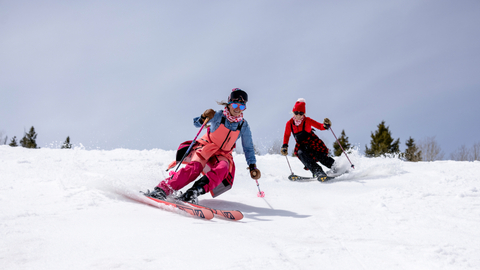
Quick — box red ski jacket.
[283,117,327,145]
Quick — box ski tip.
[288,174,298,181]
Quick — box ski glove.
[201,109,215,124]
[323,118,331,130]
[280,144,288,156]
[249,164,261,180]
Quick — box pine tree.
[20,126,39,149]
[333,129,351,156]
[365,120,400,157]
[61,136,72,149]
[9,136,18,147]
[404,136,422,161]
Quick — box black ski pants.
[297,148,335,176]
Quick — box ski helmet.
[228,88,248,103]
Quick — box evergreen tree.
[404,136,422,161]
[365,120,400,157]
[20,126,38,149]
[9,136,18,147]
[61,136,72,149]
[333,129,351,156]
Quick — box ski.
[181,201,244,221]
[143,194,214,220]
[288,173,335,182]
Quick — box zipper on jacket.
[219,129,232,150]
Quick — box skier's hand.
[280,144,288,156]
[201,109,215,123]
[249,164,261,180]
[323,118,331,130]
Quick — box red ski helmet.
[228,88,248,103]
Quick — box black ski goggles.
[294,111,304,116]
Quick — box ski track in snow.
[1,145,480,270]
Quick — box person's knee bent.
[204,160,229,191]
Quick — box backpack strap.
[237,120,244,131]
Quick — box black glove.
[323,118,331,130]
[200,109,215,124]
[280,144,288,156]
[249,164,261,180]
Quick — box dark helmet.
[228,88,248,103]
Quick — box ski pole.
[171,118,210,177]
[255,179,265,198]
[329,127,355,169]
[285,156,295,175]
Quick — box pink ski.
[144,196,214,220]
[182,201,244,221]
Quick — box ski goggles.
[229,102,246,111]
[294,111,304,116]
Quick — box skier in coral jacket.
[281,98,336,181]
[147,88,261,203]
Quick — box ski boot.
[177,176,209,204]
[178,185,205,204]
[313,167,333,182]
[144,187,167,200]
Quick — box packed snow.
[1,145,479,270]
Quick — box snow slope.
[1,145,479,270]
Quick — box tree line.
[337,120,479,162]
[2,123,479,161]
[0,126,72,149]
[267,120,479,162]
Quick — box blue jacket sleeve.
[193,116,203,127]
[193,111,222,128]
[240,120,257,165]
[193,110,222,128]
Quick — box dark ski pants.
[297,149,335,176]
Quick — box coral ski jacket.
[193,110,256,166]
[283,117,327,146]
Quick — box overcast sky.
[1,0,479,157]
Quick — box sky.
[1,0,479,156]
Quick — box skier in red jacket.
[281,98,335,181]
